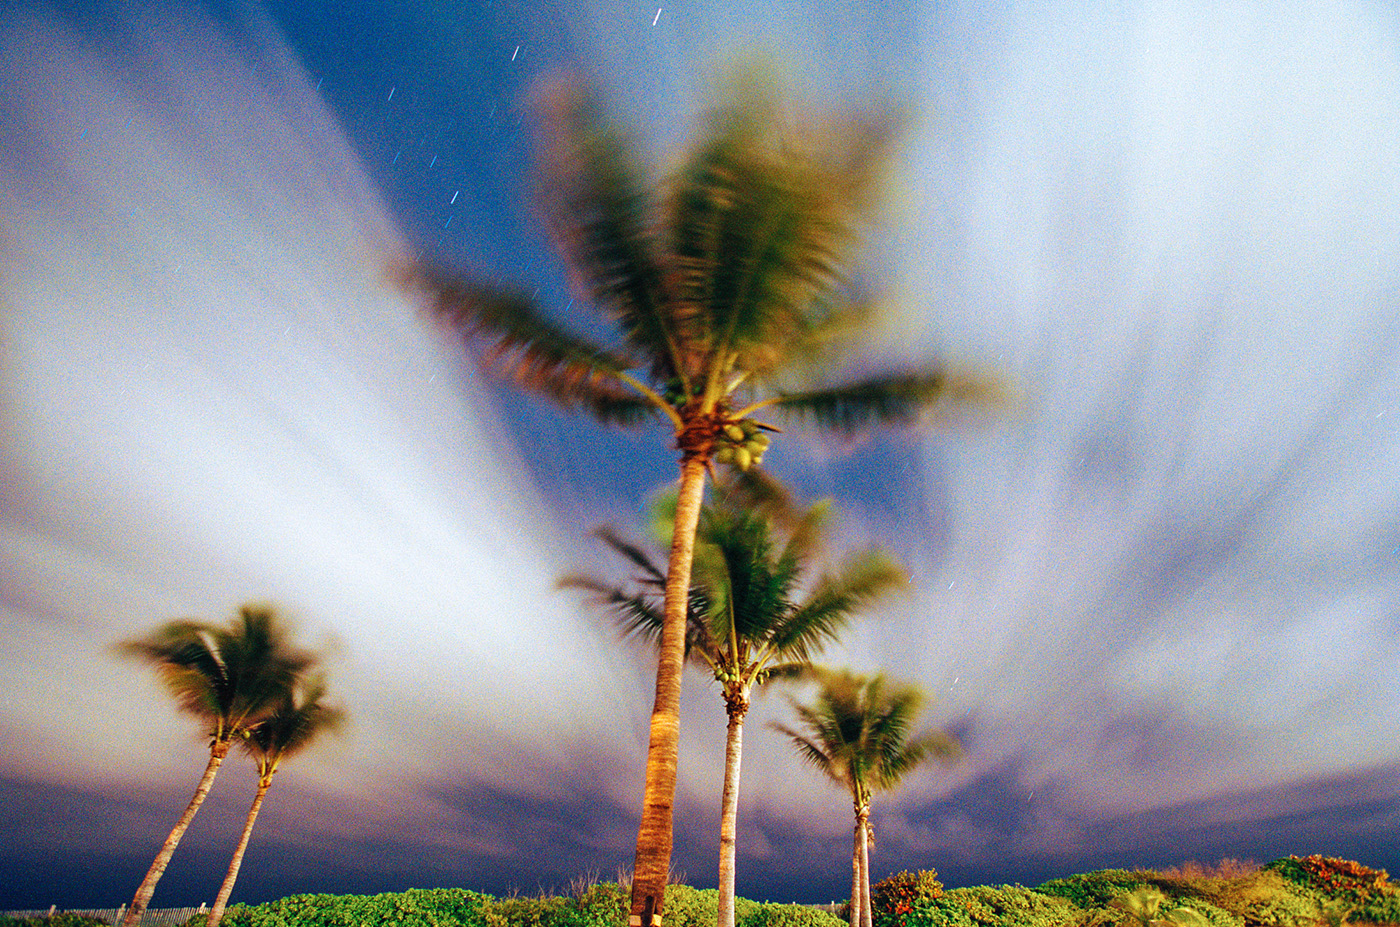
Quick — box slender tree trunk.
[716,690,749,927]
[122,740,231,927]
[858,810,873,927]
[848,819,863,927]
[207,773,273,927]
[629,453,708,927]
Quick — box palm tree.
[398,69,996,925]
[116,604,314,927]
[565,484,909,927]
[207,677,345,927]
[772,668,959,927]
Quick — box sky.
[2,0,1400,912]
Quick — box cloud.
[0,1,643,805]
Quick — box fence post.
[48,906,56,917]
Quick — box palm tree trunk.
[122,740,230,927]
[858,811,873,927]
[207,773,273,927]
[716,693,749,927]
[629,453,707,927]
[848,819,863,927]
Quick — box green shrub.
[1106,887,1240,927]
[869,885,1080,927]
[1353,889,1400,926]
[570,882,629,927]
[944,885,1080,927]
[485,894,572,927]
[645,886,760,927]
[1265,856,1392,903]
[193,888,499,927]
[0,917,110,927]
[1038,872,1151,909]
[1167,898,1241,927]
[872,870,945,927]
[745,903,845,927]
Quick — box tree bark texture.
[716,693,749,927]
[848,818,863,927]
[207,774,273,927]
[629,454,708,927]
[858,810,873,927]
[122,740,230,927]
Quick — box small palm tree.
[565,483,908,927]
[772,668,959,927]
[399,66,997,927]
[207,677,345,927]
[116,604,314,927]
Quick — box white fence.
[1,905,207,925]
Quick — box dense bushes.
[1264,855,1400,925]
[186,888,528,927]
[136,856,1400,927]
[854,856,1399,927]
[1036,871,1151,909]
[182,884,841,927]
[872,870,946,927]
[904,885,1081,927]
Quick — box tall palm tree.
[398,69,995,925]
[207,677,345,927]
[116,604,314,927]
[772,668,959,927]
[565,485,909,927]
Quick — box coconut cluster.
[712,419,772,471]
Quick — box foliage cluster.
[1265,856,1391,902]
[39,856,1392,927]
[182,884,843,927]
[1264,855,1400,925]
[871,870,946,927]
[1036,871,1151,909]
[1155,861,1260,881]
[891,885,1081,927]
[848,857,1400,927]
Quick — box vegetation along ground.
[7,855,1398,927]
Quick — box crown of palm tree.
[565,482,907,681]
[774,668,959,800]
[399,69,991,442]
[119,605,315,743]
[241,677,345,782]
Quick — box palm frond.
[118,605,316,742]
[558,574,666,642]
[756,661,811,685]
[772,366,1009,433]
[397,262,658,425]
[787,105,903,212]
[531,78,692,384]
[563,528,717,663]
[773,499,831,570]
[768,723,845,786]
[772,551,908,662]
[242,677,345,776]
[661,64,889,387]
[712,468,798,530]
[675,149,852,380]
[770,370,953,432]
[592,527,668,585]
